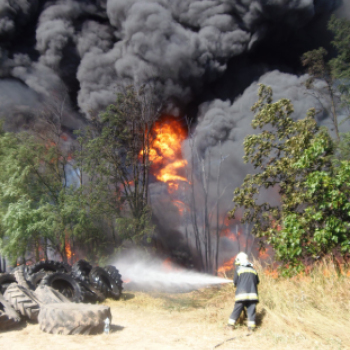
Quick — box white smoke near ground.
[110,249,230,292]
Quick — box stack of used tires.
[0,260,123,334]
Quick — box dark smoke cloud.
[335,0,350,18]
[98,0,339,115]
[0,0,38,38]
[0,0,347,264]
[149,70,349,263]
[0,0,341,124]
[151,70,340,262]
[179,69,350,223]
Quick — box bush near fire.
[230,16,350,274]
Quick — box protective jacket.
[233,264,259,302]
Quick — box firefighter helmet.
[235,252,249,266]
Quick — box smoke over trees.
[0,0,342,124]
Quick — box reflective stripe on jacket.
[233,265,259,302]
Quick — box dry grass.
[105,260,350,349]
[256,260,350,348]
[2,261,349,350]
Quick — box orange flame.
[225,232,237,241]
[60,134,68,141]
[146,117,188,191]
[217,257,235,275]
[162,258,180,272]
[259,250,269,259]
[172,200,189,216]
[264,269,279,278]
[65,237,72,261]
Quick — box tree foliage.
[302,16,350,148]
[229,85,350,272]
[328,15,350,96]
[76,86,159,244]
[0,128,103,263]
[0,85,163,264]
[301,47,340,141]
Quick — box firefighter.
[227,252,259,332]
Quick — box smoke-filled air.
[0,0,350,275]
[2,1,350,347]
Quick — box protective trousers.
[229,300,257,328]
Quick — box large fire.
[147,116,188,192]
[162,257,181,272]
[217,257,235,276]
[65,237,72,261]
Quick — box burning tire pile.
[0,260,122,334]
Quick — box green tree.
[78,86,159,245]
[0,85,163,264]
[302,16,350,152]
[281,142,350,271]
[0,128,104,264]
[328,15,350,107]
[228,85,350,272]
[301,47,340,141]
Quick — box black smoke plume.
[0,0,348,266]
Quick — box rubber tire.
[0,310,24,330]
[79,281,106,303]
[40,273,86,303]
[104,265,123,299]
[89,267,120,300]
[27,271,48,289]
[0,293,22,330]
[34,285,71,304]
[71,260,92,284]
[0,273,17,294]
[27,260,71,275]
[3,283,40,321]
[38,303,112,335]
[13,265,31,290]
[0,293,21,321]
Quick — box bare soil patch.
[0,287,346,350]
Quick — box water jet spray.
[111,251,231,293]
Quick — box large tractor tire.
[39,273,87,303]
[0,273,17,294]
[34,285,70,304]
[89,267,120,300]
[0,293,21,330]
[27,260,71,276]
[0,310,22,330]
[27,271,48,290]
[3,283,40,321]
[104,265,123,299]
[13,265,31,290]
[79,281,106,303]
[38,303,112,335]
[71,260,92,284]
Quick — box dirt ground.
[1,290,343,350]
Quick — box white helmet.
[235,252,250,266]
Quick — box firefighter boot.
[226,318,236,330]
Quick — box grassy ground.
[1,261,349,350]
[105,260,350,349]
